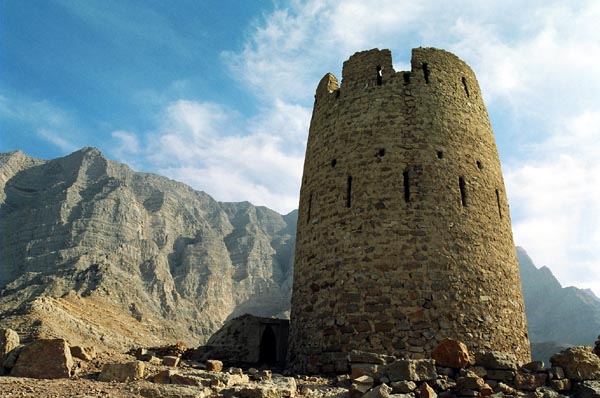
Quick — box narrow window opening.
[403,169,410,203]
[346,176,353,208]
[495,189,502,218]
[377,148,385,157]
[476,160,483,170]
[459,177,468,207]
[422,63,430,84]
[462,77,470,97]
[376,65,383,86]
[403,72,411,84]
[437,151,444,159]
[331,159,337,168]
[306,193,312,224]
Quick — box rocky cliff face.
[0,148,296,350]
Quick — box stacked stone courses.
[288,48,531,374]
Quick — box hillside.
[0,148,296,350]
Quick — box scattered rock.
[352,363,381,380]
[456,375,485,390]
[431,339,470,369]
[11,339,73,379]
[350,350,393,365]
[550,379,572,392]
[364,383,393,398]
[98,361,145,382]
[418,382,437,398]
[206,359,223,372]
[391,381,417,393]
[70,346,95,361]
[385,359,436,382]
[549,367,566,380]
[0,329,19,358]
[486,369,516,381]
[153,369,178,384]
[521,361,545,373]
[140,385,212,398]
[550,346,600,381]
[352,375,375,397]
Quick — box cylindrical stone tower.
[288,48,531,374]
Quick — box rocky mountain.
[0,148,296,350]
[517,246,600,362]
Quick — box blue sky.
[2,1,600,295]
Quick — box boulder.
[551,347,600,381]
[153,369,178,384]
[11,339,73,379]
[521,361,545,373]
[385,359,437,382]
[70,346,95,361]
[391,381,417,393]
[418,383,437,398]
[352,375,375,398]
[0,329,19,357]
[206,359,223,372]
[162,356,180,367]
[456,375,485,390]
[485,369,516,381]
[98,361,145,382]
[352,363,381,380]
[475,351,517,370]
[431,339,470,369]
[364,383,393,398]
[550,379,572,392]
[221,376,297,398]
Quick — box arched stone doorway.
[259,326,277,365]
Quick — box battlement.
[316,47,480,102]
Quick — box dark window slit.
[376,65,383,86]
[422,63,430,84]
[331,159,337,168]
[495,189,502,218]
[306,193,313,224]
[403,72,411,84]
[403,169,410,203]
[459,177,468,207]
[437,151,443,159]
[462,77,470,97]
[346,175,352,208]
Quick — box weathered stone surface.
[0,329,19,357]
[549,367,566,380]
[98,361,145,382]
[485,369,515,381]
[550,379,572,392]
[170,373,207,387]
[352,375,375,398]
[391,381,417,393]
[385,359,436,382]
[2,345,22,371]
[364,383,393,398]
[431,339,470,369]
[163,356,180,367]
[11,339,73,379]
[475,352,518,370]
[551,346,600,381]
[574,381,600,398]
[206,359,223,372]
[153,369,178,384]
[140,385,212,398]
[221,376,297,398]
[521,361,545,373]
[514,372,548,391]
[350,351,392,365]
[456,375,485,390]
[352,364,380,380]
[70,345,95,361]
[418,383,437,398]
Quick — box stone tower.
[288,48,531,374]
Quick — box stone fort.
[288,48,531,373]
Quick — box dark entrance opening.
[259,326,277,365]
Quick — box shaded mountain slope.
[0,148,295,350]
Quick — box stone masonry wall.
[288,48,531,374]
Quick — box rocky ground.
[4,332,600,398]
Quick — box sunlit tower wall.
[288,48,531,374]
